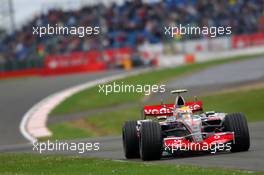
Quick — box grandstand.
[0,0,263,74]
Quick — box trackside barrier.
[0,48,132,79]
[232,33,264,49]
[0,68,42,79]
[158,45,264,67]
[0,64,106,79]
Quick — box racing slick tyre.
[224,113,250,152]
[122,121,140,158]
[140,121,162,160]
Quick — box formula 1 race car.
[122,89,250,160]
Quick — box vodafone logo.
[144,107,173,115]
[144,102,202,115]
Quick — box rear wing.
[143,101,203,117]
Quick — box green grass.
[201,88,264,122]
[50,54,264,116]
[49,107,139,140]
[49,87,264,140]
[85,107,140,135]
[48,123,96,140]
[0,153,262,175]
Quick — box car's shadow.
[162,151,230,160]
[127,151,231,162]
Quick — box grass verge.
[0,154,262,175]
[50,54,264,116]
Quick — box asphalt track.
[167,57,264,88]
[0,57,264,171]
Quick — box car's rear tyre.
[140,121,162,160]
[224,113,250,152]
[122,121,140,158]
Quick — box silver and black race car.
[122,89,250,160]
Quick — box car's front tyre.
[140,121,163,160]
[224,113,250,152]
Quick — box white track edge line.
[19,69,150,143]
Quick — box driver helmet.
[174,106,193,120]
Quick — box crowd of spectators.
[0,0,263,65]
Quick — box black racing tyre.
[140,121,163,160]
[122,121,140,158]
[224,113,250,152]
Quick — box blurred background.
[0,0,263,77]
